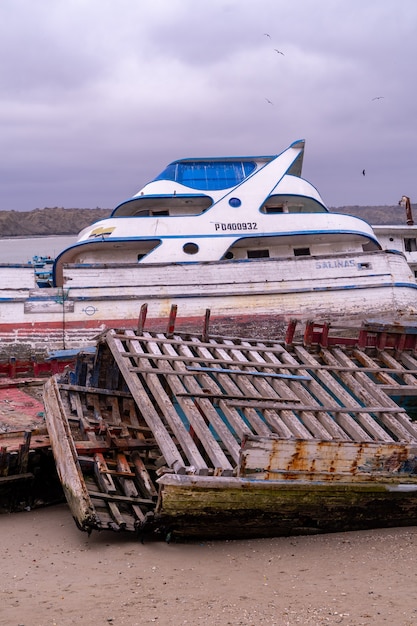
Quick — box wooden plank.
[242,340,346,441]
[225,400,406,413]
[240,342,346,441]
[115,332,417,373]
[400,352,417,375]
[17,431,31,473]
[352,349,400,386]
[122,398,142,429]
[94,453,117,494]
[233,344,327,440]
[122,331,211,474]
[0,446,10,476]
[116,452,147,523]
[68,390,98,442]
[43,377,97,530]
[293,345,388,442]
[162,335,242,465]
[187,337,267,439]
[379,385,417,396]
[93,452,130,529]
[390,352,417,386]
[59,383,133,398]
[143,332,236,472]
[239,436,417,479]
[131,450,158,498]
[330,347,417,442]
[88,490,154,505]
[74,439,157,453]
[116,453,139,498]
[118,341,417,374]
[184,336,274,438]
[174,391,299,402]
[216,339,314,440]
[105,330,186,474]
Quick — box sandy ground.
[0,504,416,626]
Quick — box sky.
[1,0,416,213]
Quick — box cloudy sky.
[1,0,416,213]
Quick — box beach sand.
[1,503,416,626]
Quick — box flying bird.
[274,49,285,55]
[265,98,274,105]
[362,169,366,176]
[264,33,271,38]
[372,96,384,101]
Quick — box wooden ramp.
[43,316,417,539]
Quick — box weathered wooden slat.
[293,345,388,442]
[116,452,140,498]
[106,330,186,474]
[88,490,154,505]
[175,391,299,402]
[59,382,133,398]
[68,390,98,442]
[195,341,277,437]
[400,352,417,376]
[379,354,417,388]
[241,340,343,441]
[165,335,242,465]
[123,330,211,474]
[240,340,334,440]
[225,400,406,413]
[115,452,147,523]
[379,385,417,396]
[118,342,417,374]
[217,339,314,441]
[330,347,417,442]
[239,436,417,479]
[74,438,156,453]
[131,450,158,499]
[122,398,142,430]
[144,332,236,472]
[94,453,117,494]
[352,349,400,386]
[43,377,98,531]
[187,337,265,439]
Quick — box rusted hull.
[155,474,417,539]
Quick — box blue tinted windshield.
[153,161,256,190]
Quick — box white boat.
[1,139,417,360]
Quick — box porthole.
[229,197,241,208]
[183,242,199,255]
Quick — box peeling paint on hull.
[1,249,417,360]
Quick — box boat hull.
[155,474,417,539]
[1,249,416,359]
[42,324,417,540]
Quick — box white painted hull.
[1,249,417,359]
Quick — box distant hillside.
[331,204,417,225]
[0,207,110,237]
[0,203,416,237]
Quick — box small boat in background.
[0,379,63,512]
[28,255,54,288]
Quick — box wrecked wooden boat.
[0,380,63,512]
[43,315,417,540]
